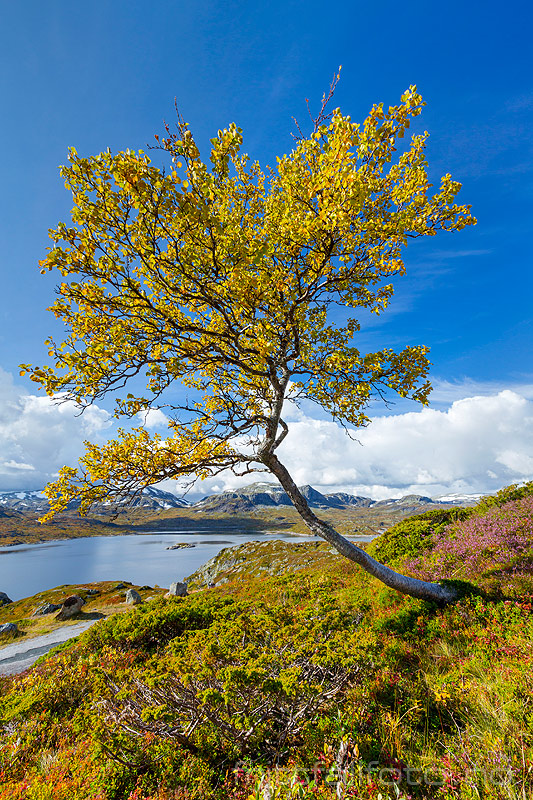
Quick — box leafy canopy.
[22,85,475,518]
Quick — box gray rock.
[168,581,188,597]
[125,589,143,605]
[0,623,18,636]
[55,595,84,620]
[33,602,61,616]
[84,588,100,596]
[0,592,12,606]
[113,583,126,590]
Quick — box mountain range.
[0,487,188,514]
[192,482,481,514]
[0,482,482,515]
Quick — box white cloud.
[1,460,35,471]
[0,368,112,491]
[191,388,533,500]
[2,365,533,502]
[136,408,170,429]
[273,389,533,498]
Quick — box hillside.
[0,482,532,799]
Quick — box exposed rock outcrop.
[166,543,195,550]
[33,602,61,616]
[0,622,18,636]
[186,539,332,588]
[166,581,188,597]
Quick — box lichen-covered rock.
[0,622,18,636]
[125,589,143,605]
[0,592,12,606]
[55,595,84,620]
[33,602,61,616]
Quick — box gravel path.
[0,620,98,675]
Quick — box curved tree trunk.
[261,452,457,604]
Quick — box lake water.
[0,530,374,601]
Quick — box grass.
[0,581,168,644]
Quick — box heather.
[403,495,533,596]
[1,485,533,799]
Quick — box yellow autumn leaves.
[25,86,475,516]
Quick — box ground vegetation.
[1,484,532,799]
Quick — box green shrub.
[368,507,471,566]
[473,480,533,514]
[83,594,238,653]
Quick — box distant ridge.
[0,487,188,514]
[192,482,482,513]
[0,483,483,516]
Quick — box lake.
[0,530,375,601]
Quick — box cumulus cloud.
[193,389,533,500]
[272,389,533,498]
[0,368,112,491]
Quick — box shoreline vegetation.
[1,483,532,799]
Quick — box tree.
[22,81,475,603]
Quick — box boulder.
[125,589,143,605]
[166,581,188,597]
[0,622,18,636]
[55,595,84,620]
[0,592,12,606]
[113,583,126,590]
[33,602,61,616]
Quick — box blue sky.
[0,0,532,498]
